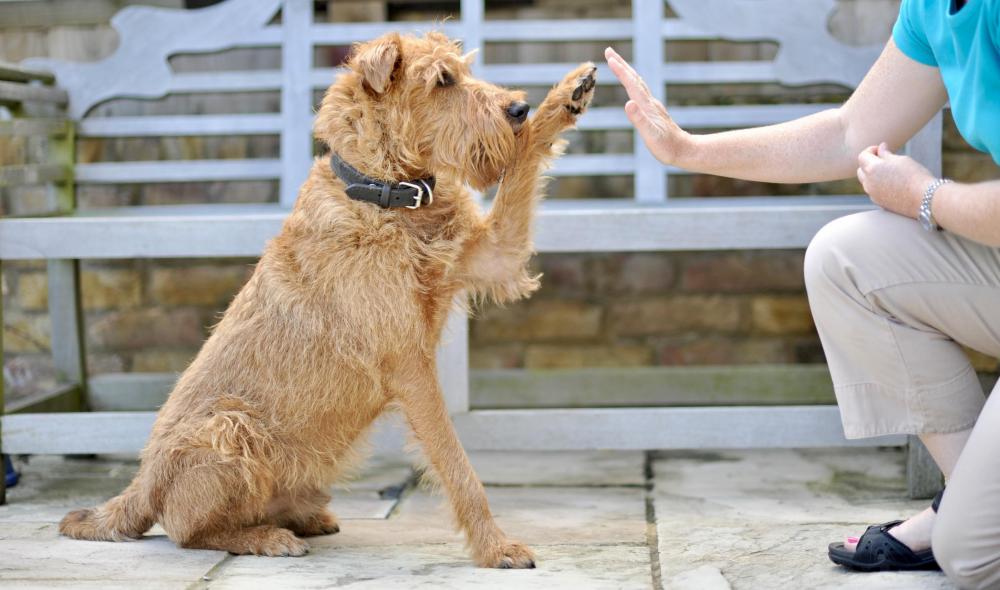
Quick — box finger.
[877,142,893,157]
[605,47,641,81]
[605,52,655,107]
[857,150,879,169]
[856,167,867,185]
[607,57,649,101]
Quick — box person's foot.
[843,506,936,553]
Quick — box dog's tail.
[59,477,155,542]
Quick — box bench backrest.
[21,0,921,213]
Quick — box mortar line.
[644,451,665,590]
[186,553,234,590]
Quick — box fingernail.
[847,536,859,543]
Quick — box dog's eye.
[437,71,455,88]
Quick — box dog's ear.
[352,34,401,95]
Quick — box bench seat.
[0,197,873,260]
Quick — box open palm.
[605,47,689,166]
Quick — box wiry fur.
[59,31,595,567]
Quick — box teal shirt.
[893,0,1000,164]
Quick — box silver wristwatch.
[918,178,950,232]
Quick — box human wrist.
[672,131,701,170]
[918,176,951,231]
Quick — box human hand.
[605,47,691,166]
[857,143,935,218]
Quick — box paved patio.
[0,448,954,589]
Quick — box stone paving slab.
[337,486,647,547]
[653,448,928,525]
[206,543,652,589]
[469,451,646,487]
[0,534,224,589]
[0,450,651,589]
[653,448,953,590]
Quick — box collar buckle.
[400,179,433,209]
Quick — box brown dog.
[58,31,595,568]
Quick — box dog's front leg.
[460,63,596,304]
[397,363,534,569]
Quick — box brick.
[609,296,743,336]
[655,336,792,366]
[732,338,795,364]
[81,268,142,310]
[77,185,135,208]
[680,251,804,293]
[594,253,675,295]
[943,152,1000,183]
[469,345,524,369]
[150,264,250,307]
[524,344,652,369]
[87,308,206,352]
[16,272,48,311]
[751,295,815,335]
[533,254,588,297]
[656,336,736,366]
[3,313,51,353]
[132,350,196,373]
[473,300,603,343]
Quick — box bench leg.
[907,435,944,500]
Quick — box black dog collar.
[330,153,435,209]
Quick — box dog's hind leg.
[395,362,535,569]
[159,448,308,557]
[269,488,340,537]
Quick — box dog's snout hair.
[59,30,596,569]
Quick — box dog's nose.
[506,101,530,123]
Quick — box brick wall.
[2,0,999,401]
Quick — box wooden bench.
[0,0,945,504]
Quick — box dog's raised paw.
[564,63,597,116]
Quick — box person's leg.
[872,428,973,552]
[804,209,1000,554]
[932,378,1000,589]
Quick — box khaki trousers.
[804,210,1000,589]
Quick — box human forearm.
[677,109,855,183]
[607,40,947,186]
[933,180,1000,247]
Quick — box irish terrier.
[59,31,595,568]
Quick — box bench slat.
[78,114,282,137]
[75,159,282,183]
[0,61,56,84]
[0,79,68,104]
[0,406,904,455]
[73,105,833,139]
[0,198,872,260]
